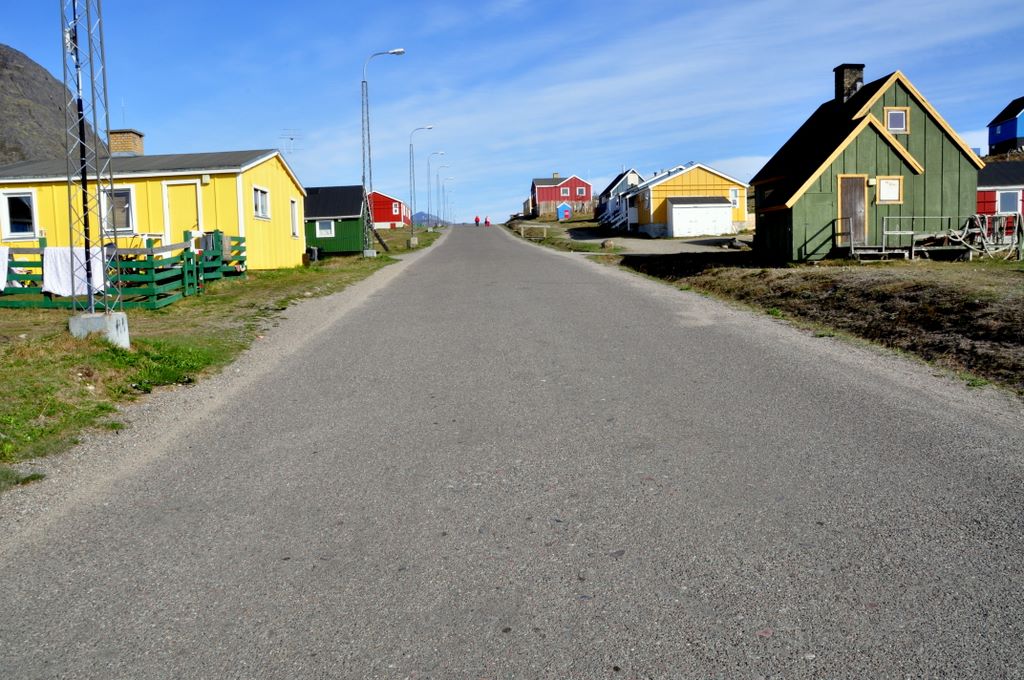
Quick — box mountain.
[413,211,445,225]
[0,43,105,165]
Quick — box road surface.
[2,226,1023,678]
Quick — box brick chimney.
[833,64,864,103]
[109,129,144,156]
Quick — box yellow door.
[167,183,199,241]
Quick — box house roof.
[0,149,277,180]
[597,169,642,199]
[978,159,1024,188]
[532,174,590,188]
[369,190,404,205]
[988,96,1024,127]
[624,162,745,198]
[667,196,732,206]
[305,185,363,219]
[750,70,981,211]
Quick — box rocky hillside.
[0,43,104,165]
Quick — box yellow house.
[628,162,749,238]
[0,131,306,270]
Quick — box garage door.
[668,202,731,237]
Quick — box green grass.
[0,250,407,489]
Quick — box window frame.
[315,219,335,238]
[392,201,400,216]
[100,185,138,236]
[884,106,910,135]
[290,199,299,238]
[576,186,586,197]
[996,190,1021,215]
[1,189,39,241]
[876,176,904,205]
[729,188,739,208]
[253,185,271,220]
[560,187,570,197]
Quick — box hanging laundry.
[0,246,8,291]
[42,247,106,297]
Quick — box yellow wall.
[0,152,305,269]
[239,155,306,270]
[638,166,748,225]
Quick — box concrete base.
[408,237,419,248]
[69,311,130,349]
[362,249,378,258]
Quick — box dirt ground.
[605,252,1024,393]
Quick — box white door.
[669,204,731,237]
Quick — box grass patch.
[0,250,405,481]
[0,468,45,493]
[506,221,621,254]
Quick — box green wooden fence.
[0,230,246,310]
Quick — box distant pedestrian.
[484,217,491,226]
[475,216,480,227]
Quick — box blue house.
[989,96,1024,155]
[556,201,572,221]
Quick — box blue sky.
[2,0,1023,222]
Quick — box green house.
[752,64,985,262]
[304,185,365,254]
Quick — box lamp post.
[408,125,433,247]
[436,164,450,227]
[443,177,455,227]
[361,47,404,255]
[426,151,445,232]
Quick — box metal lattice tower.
[61,0,119,313]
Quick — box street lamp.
[426,151,445,232]
[361,47,404,255]
[442,177,455,227]
[408,125,433,246]
[436,164,450,227]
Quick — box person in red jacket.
[475,216,480,227]
[484,216,491,226]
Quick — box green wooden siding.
[304,216,363,254]
[760,79,978,262]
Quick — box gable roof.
[369,190,404,205]
[751,70,981,210]
[625,162,746,197]
[598,168,643,198]
[667,196,732,206]
[0,149,276,180]
[532,174,590,188]
[988,96,1024,127]
[978,160,1024,188]
[305,185,363,219]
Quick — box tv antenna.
[279,128,303,155]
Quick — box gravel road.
[1,226,1023,678]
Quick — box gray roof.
[979,160,1024,187]
[533,177,565,186]
[0,149,277,180]
[305,185,364,219]
[667,196,732,206]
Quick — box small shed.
[304,185,364,254]
[667,196,733,237]
[557,202,572,221]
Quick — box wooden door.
[168,183,200,241]
[839,176,867,245]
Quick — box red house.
[530,173,592,218]
[368,190,411,230]
[977,160,1022,238]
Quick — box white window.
[101,186,135,234]
[1,190,37,240]
[885,107,909,134]
[877,177,903,204]
[253,186,270,219]
[560,187,570,197]
[729,188,739,208]
[576,187,586,197]
[392,201,400,216]
[290,199,299,238]
[997,190,1021,214]
[315,219,334,238]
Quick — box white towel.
[0,246,8,290]
[42,246,106,297]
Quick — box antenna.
[61,0,120,317]
[279,128,303,155]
